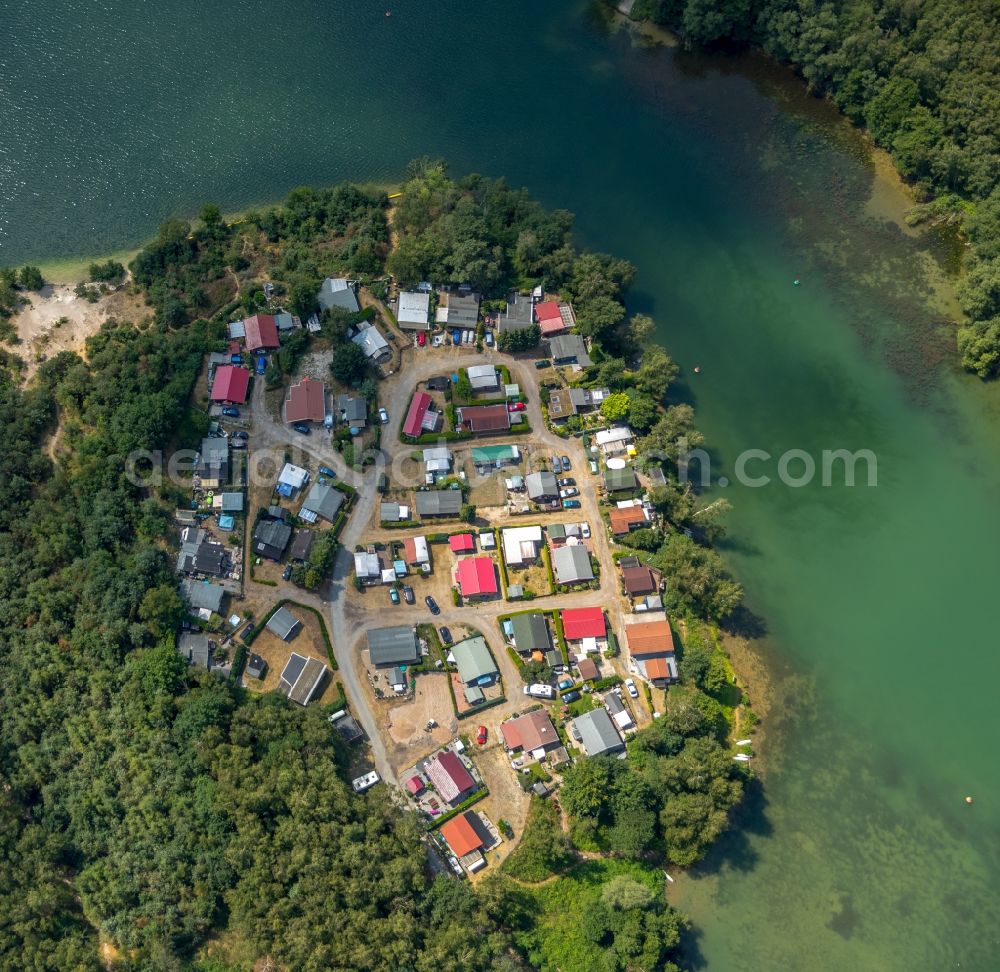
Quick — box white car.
[378,407,389,424]
[432,334,444,348]
[559,488,578,498]
[581,523,591,538]
[352,771,380,793]
[625,678,639,699]
[522,683,555,699]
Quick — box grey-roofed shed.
[181,579,225,614]
[573,707,624,757]
[367,626,420,667]
[510,613,551,655]
[415,490,463,517]
[525,471,558,501]
[266,606,302,641]
[301,482,344,523]
[177,632,213,669]
[318,277,360,313]
[552,545,594,584]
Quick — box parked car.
[231,439,246,450]
[534,359,551,369]
[293,423,310,434]
[523,683,555,699]
[416,330,427,346]
[438,625,453,645]
[221,406,240,418]
[240,623,255,640]
[484,331,494,346]
[561,690,582,704]
[507,401,526,412]
[378,407,389,424]
[559,488,579,498]
[625,678,639,699]
[581,523,591,538]
[476,725,488,745]
[560,456,572,471]
[589,460,599,474]
[558,477,574,487]
[255,356,266,375]
[425,595,441,615]
[402,585,415,605]
[389,587,400,605]
[557,678,574,691]
[318,465,336,478]
[562,499,582,509]
[232,430,248,440]
[551,455,561,471]
[282,565,293,581]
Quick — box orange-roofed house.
[210,365,250,404]
[243,313,280,351]
[455,556,498,599]
[284,377,327,424]
[609,505,650,536]
[440,811,488,871]
[624,617,678,687]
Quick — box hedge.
[592,675,623,691]
[456,693,508,721]
[506,644,527,678]
[426,786,489,831]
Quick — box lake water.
[4,1,1000,968]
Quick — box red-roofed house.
[455,557,499,598]
[449,533,475,554]
[284,377,327,424]
[405,775,425,796]
[440,811,487,866]
[424,750,476,805]
[561,607,607,641]
[501,710,559,753]
[210,365,250,404]
[403,392,432,438]
[534,300,574,336]
[243,313,279,351]
[457,404,510,435]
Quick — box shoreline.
[30,182,401,285]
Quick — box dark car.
[562,499,582,509]
[232,430,248,440]
[560,455,571,472]
[240,623,255,641]
[439,625,453,645]
[402,585,415,605]
[534,359,551,369]
[561,690,582,704]
[293,423,310,434]
[282,565,293,581]
[255,356,267,375]
[221,406,240,418]
[425,595,440,616]
[318,465,336,478]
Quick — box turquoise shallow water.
[4,1,1000,967]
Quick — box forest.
[0,167,749,970]
[627,0,1000,376]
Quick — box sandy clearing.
[12,282,149,380]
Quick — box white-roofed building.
[467,364,499,392]
[595,426,635,456]
[423,446,452,474]
[354,551,381,583]
[501,525,543,567]
[278,463,310,491]
[397,291,431,330]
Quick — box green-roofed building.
[510,612,551,655]
[603,467,639,492]
[547,523,567,541]
[472,444,520,466]
[451,635,499,686]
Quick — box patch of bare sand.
[12,283,149,380]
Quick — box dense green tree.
[329,340,370,386]
[18,265,44,290]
